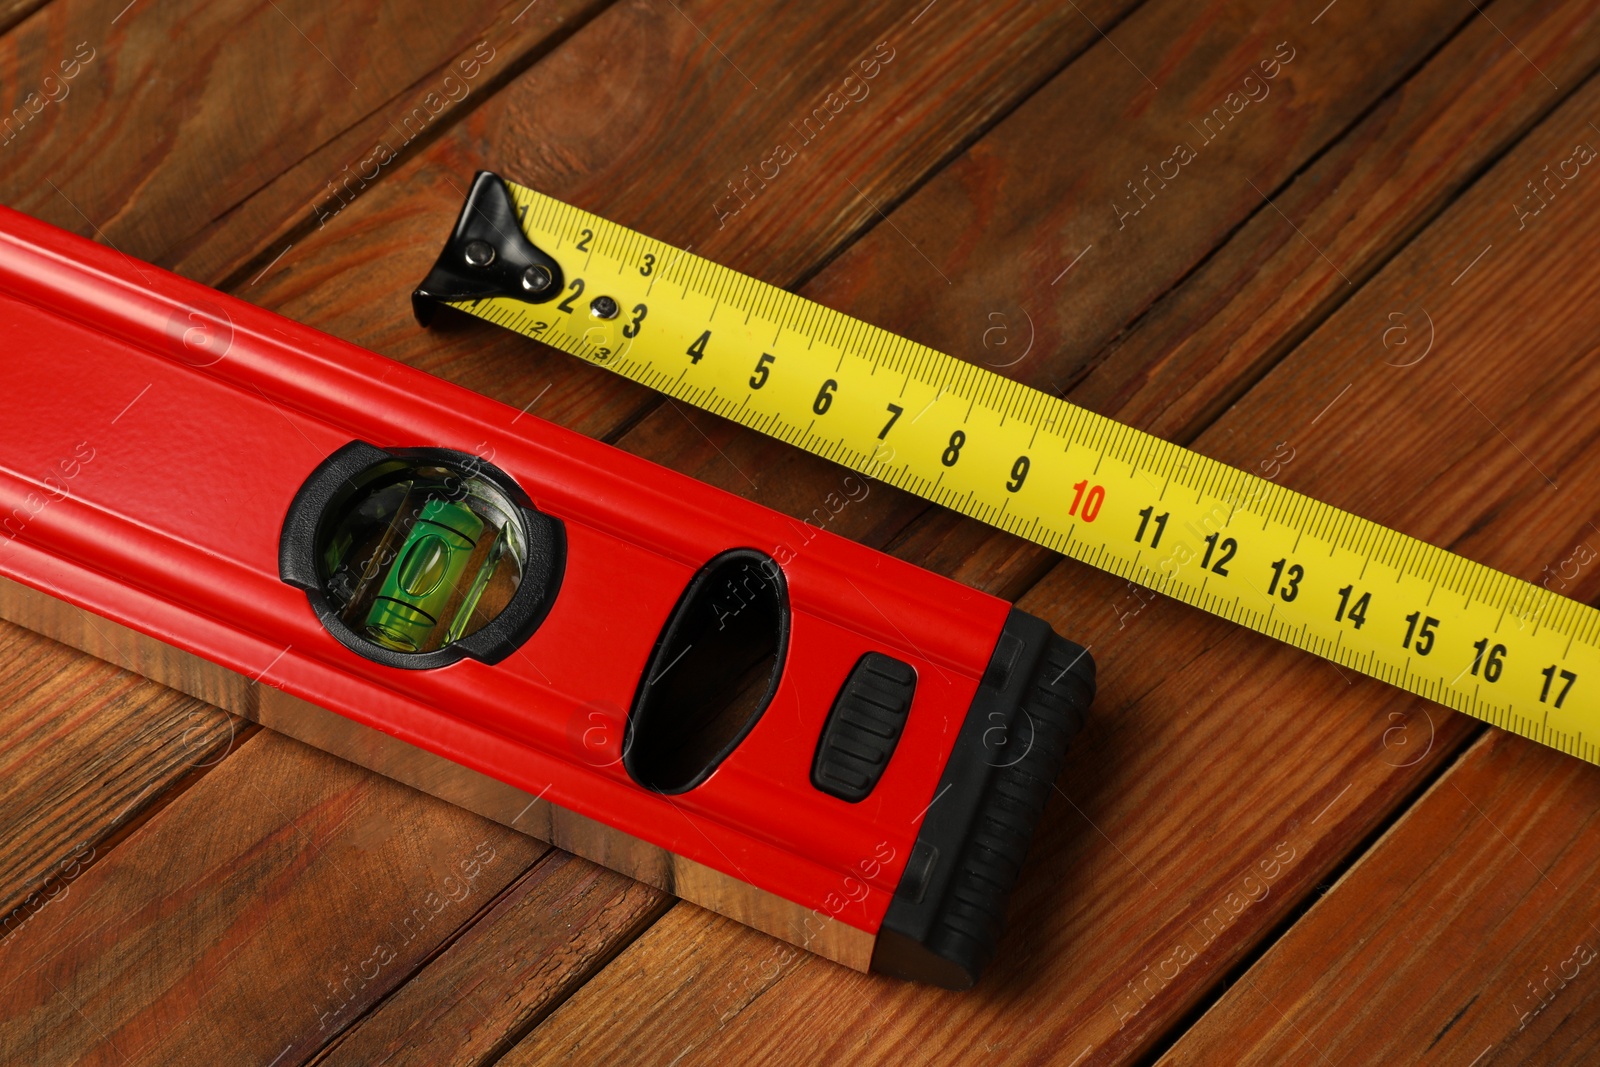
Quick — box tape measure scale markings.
[414,171,1600,766]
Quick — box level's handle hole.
[625,549,788,794]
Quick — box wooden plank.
[0,0,47,37]
[237,0,1143,439]
[0,0,603,267]
[0,729,547,1065]
[1156,730,1600,1066]
[502,904,821,1066]
[1068,0,1600,445]
[788,0,1460,398]
[0,621,239,926]
[164,0,614,284]
[0,0,1154,1056]
[312,852,670,1067]
[501,1,1600,1063]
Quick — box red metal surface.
[0,209,1016,932]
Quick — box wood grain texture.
[165,0,614,284]
[498,903,822,1067]
[240,0,1140,441]
[794,0,1463,399]
[503,2,1600,1063]
[1071,0,1600,445]
[0,0,599,268]
[0,729,547,1067]
[313,851,670,1067]
[1157,730,1600,1066]
[0,0,47,38]
[0,621,239,930]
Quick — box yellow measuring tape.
[448,178,1600,765]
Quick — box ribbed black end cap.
[871,609,1095,989]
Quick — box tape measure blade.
[445,180,1600,768]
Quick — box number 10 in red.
[1070,479,1105,522]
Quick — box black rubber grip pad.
[812,653,917,802]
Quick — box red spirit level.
[0,206,1093,987]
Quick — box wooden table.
[4,0,1600,1063]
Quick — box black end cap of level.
[871,609,1094,989]
[412,170,565,326]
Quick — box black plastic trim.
[411,170,565,326]
[871,609,1095,989]
[278,440,565,670]
[624,548,790,795]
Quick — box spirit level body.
[0,207,1090,986]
